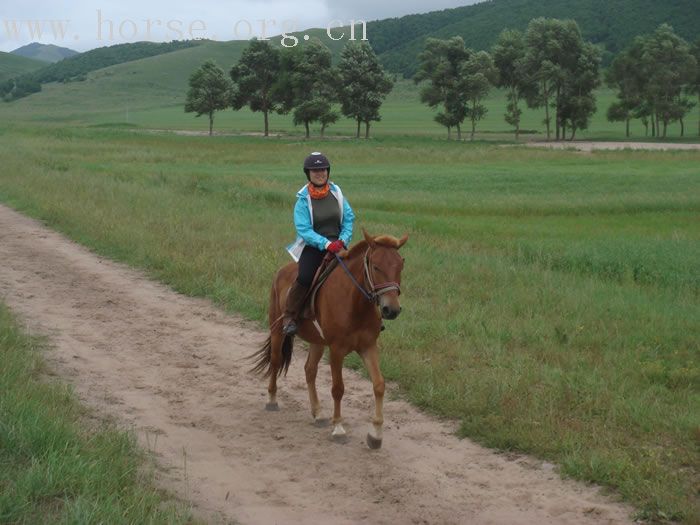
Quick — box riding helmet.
[303,152,331,179]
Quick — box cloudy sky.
[0,1,479,53]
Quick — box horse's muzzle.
[381,305,401,320]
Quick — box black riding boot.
[282,281,309,336]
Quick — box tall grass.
[0,122,697,522]
[0,302,193,523]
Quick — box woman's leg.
[282,246,324,335]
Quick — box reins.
[334,248,401,305]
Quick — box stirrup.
[282,320,298,336]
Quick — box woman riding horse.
[252,153,407,449]
[282,152,355,336]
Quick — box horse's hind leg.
[305,343,327,425]
[266,331,284,411]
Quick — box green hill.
[11,42,79,63]
[0,40,250,117]
[2,40,205,100]
[368,0,700,76]
[0,52,46,82]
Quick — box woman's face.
[309,168,329,186]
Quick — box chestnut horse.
[250,229,407,449]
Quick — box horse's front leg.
[305,343,327,425]
[329,346,347,441]
[360,344,385,449]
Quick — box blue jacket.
[286,182,354,261]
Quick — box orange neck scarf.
[308,182,330,199]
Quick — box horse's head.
[363,229,408,320]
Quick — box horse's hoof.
[265,402,279,411]
[313,417,330,428]
[331,433,348,444]
[331,423,347,443]
[366,433,383,449]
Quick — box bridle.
[334,248,401,305]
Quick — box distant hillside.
[0,52,46,82]
[2,40,204,100]
[11,42,78,63]
[367,0,700,76]
[1,40,250,113]
[31,40,202,83]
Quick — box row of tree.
[185,40,393,137]
[416,20,700,141]
[606,24,700,138]
[187,20,699,140]
[416,17,602,141]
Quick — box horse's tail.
[249,323,294,378]
[279,335,294,376]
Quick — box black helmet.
[303,152,331,179]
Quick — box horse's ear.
[362,228,376,247]
[398,234,409,249]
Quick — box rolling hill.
[0,52,46,82]
[0,40,250,117]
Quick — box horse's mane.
[345,235,403,259]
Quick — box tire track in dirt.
[0,204,636,524]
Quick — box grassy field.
[0,300,193,523]
[0,121,697,522]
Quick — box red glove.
[327,240,345,253]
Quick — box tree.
[524,18,593,141]
[337,42,394,139]
[415,37,470,140]
[492,29,533,140]
[230,39,284,137]
[523,19,567,140]
[1,75,42,101]
[640,24,696,138]
[687,38,700,136]
[280,39,338,139]
[459,51,498,141]
[184,60,233,136]
[606,41,645,137]
[560,42,600,140]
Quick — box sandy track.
[0,204,635,524]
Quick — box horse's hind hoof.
[265,402,279,411]
[366,433,383,449]
[313,417,330,428]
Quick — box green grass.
[0,122,697,522]
[0,301,193,523]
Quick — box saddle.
[300,253,340,320]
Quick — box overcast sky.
[0,1,479,53]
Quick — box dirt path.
[0,204,636,524]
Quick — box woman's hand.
[327,240,345,253]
